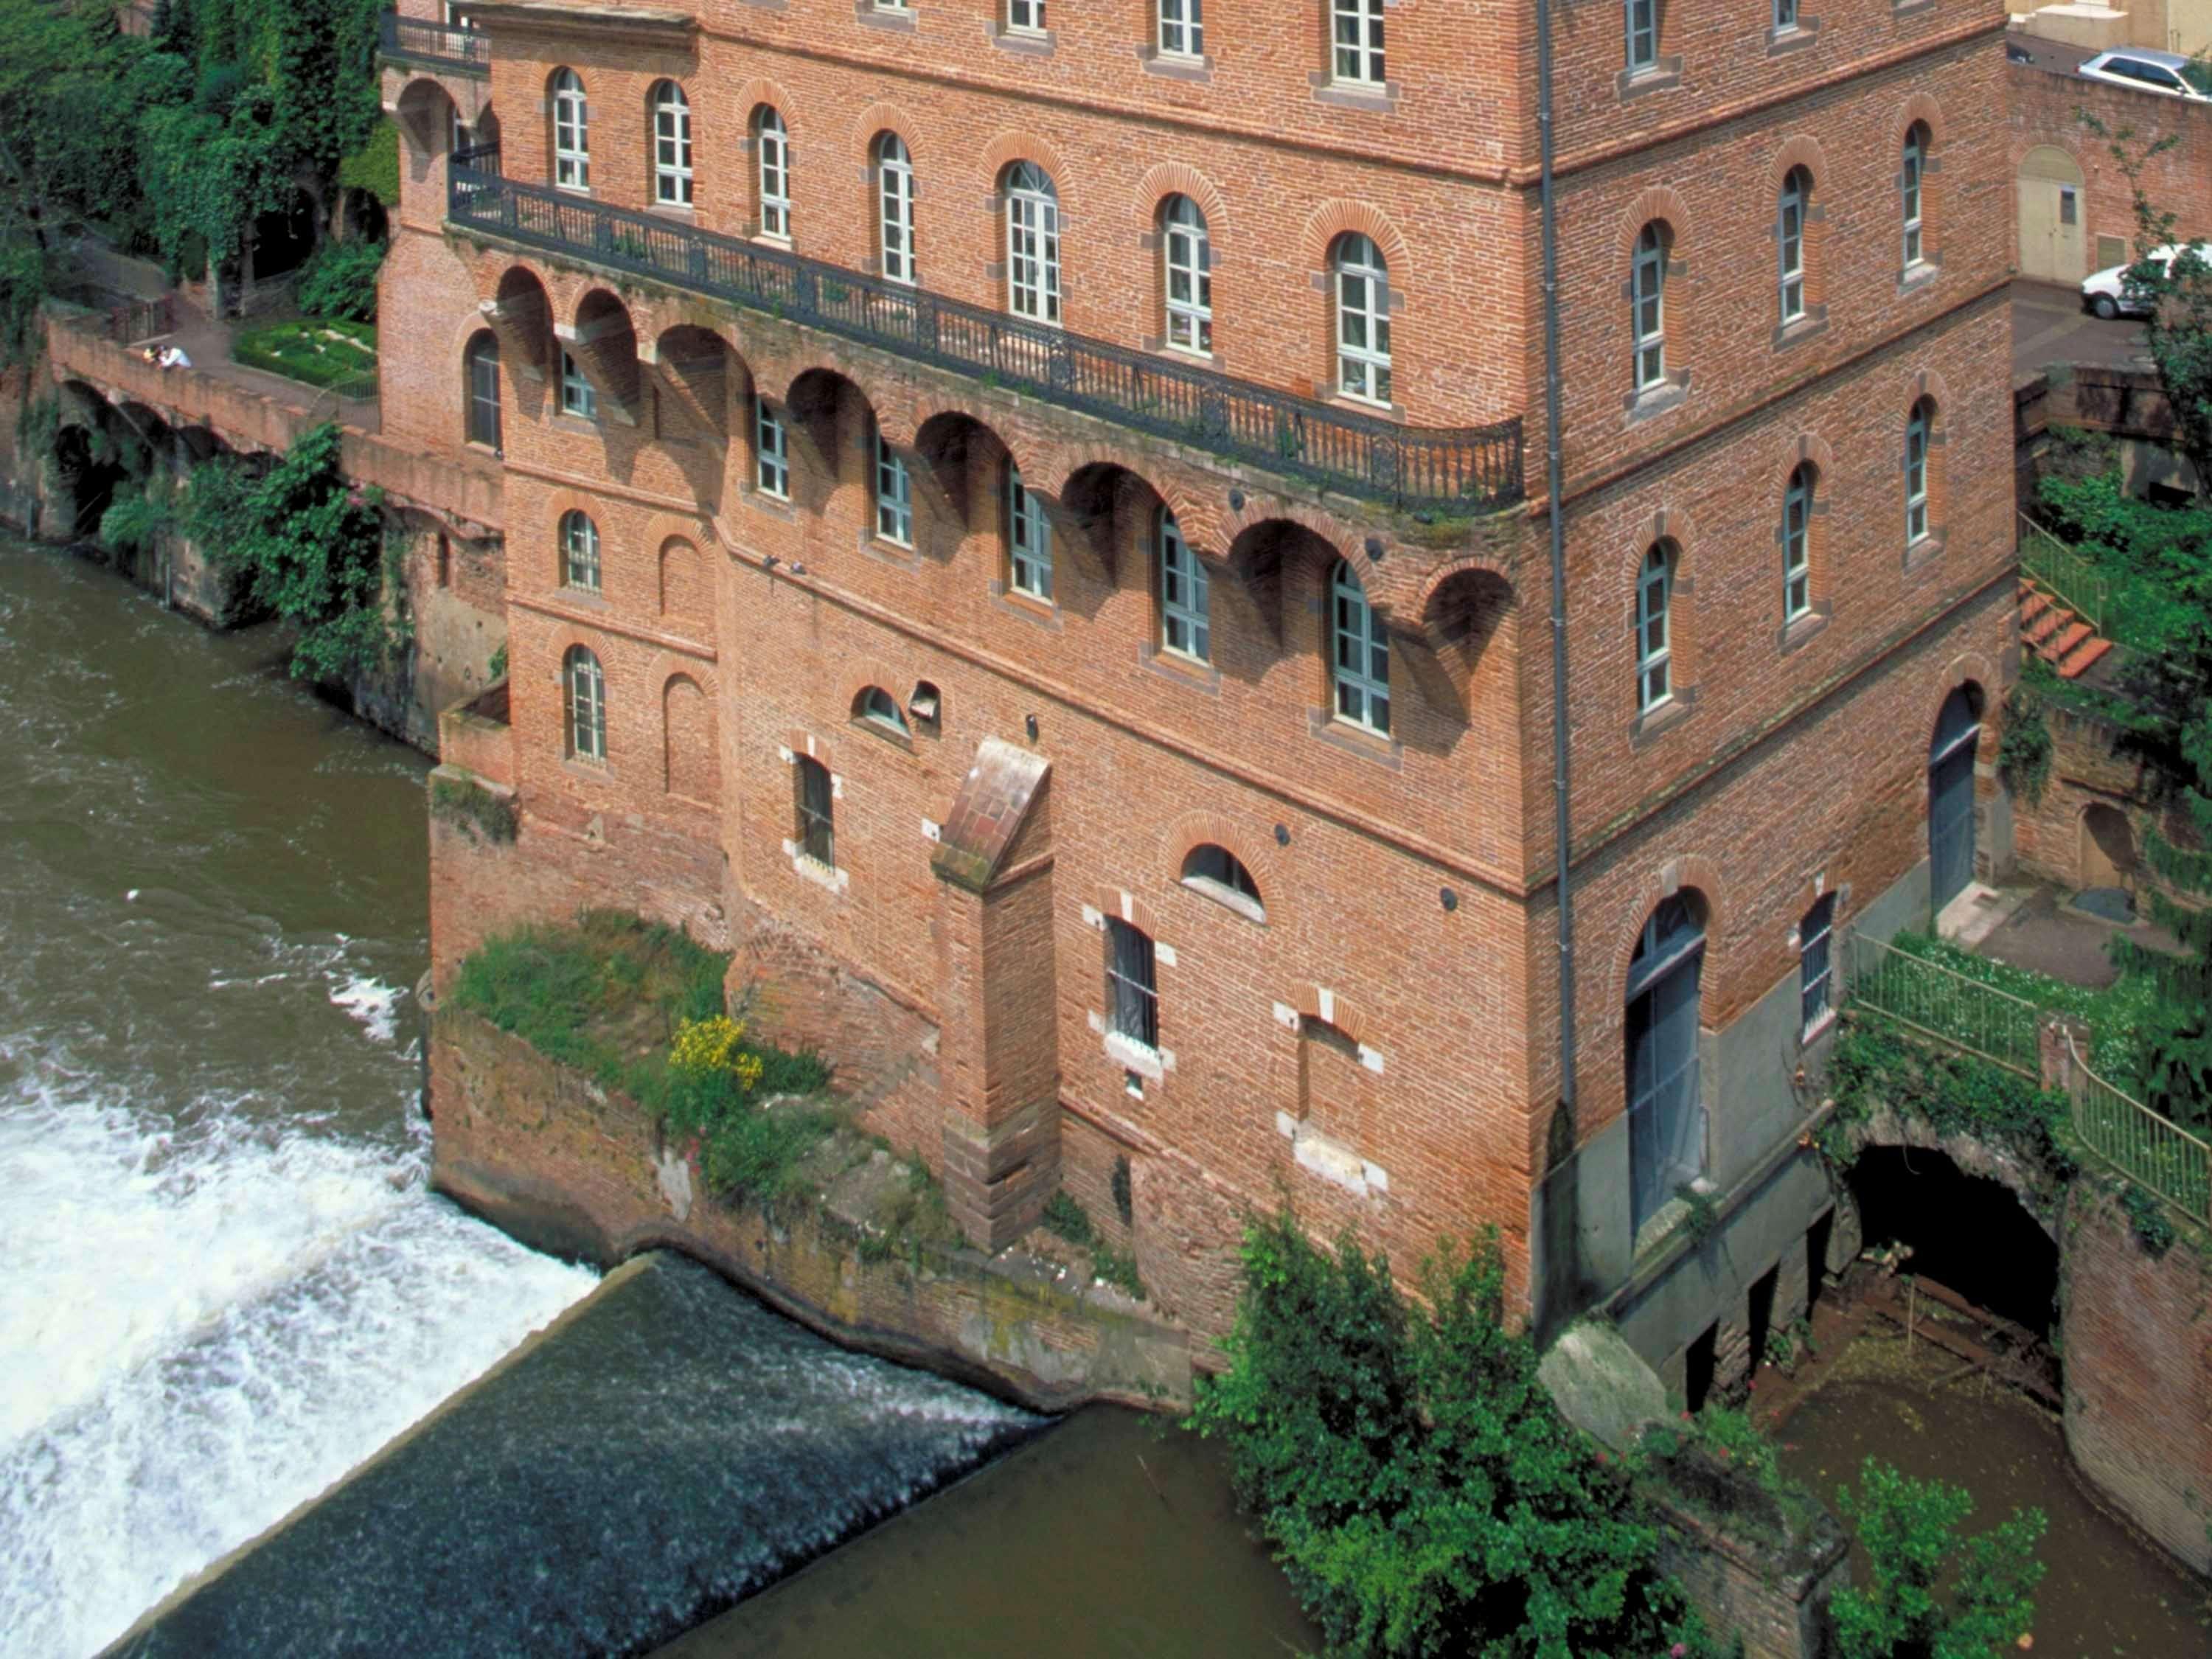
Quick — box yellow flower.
[669,1015,760,1092]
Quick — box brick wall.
[2008,61,2212,271]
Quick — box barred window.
[1105,918,1159,1050]
[560,510,601,592]
[1799,894,1837,1037]
[795,756,835,866]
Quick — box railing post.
[2039,1012,2091,1099]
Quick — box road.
[2012,278,2151,380]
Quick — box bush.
[296,237,387,322]
[1833,1458,2044,1659]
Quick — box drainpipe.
[1535,3,1578,1133]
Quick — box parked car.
[2077,48,2212,101]
[2080,241,2212,319]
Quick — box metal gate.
[1929,689,1980,911]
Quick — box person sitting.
[157,345,192,371]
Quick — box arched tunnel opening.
[1846,1146,2059,1338]
[52,425,125,539]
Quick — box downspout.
[1535,1,1578,1134]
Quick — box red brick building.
[389,0,2020,1388]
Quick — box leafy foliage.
[1823,1020,2078,1189]
[1832,1458,2045,1659]
[2118,1182,2178,1259]
[337,119,400,209]
[232,316,377,392]
[1994,685,2052,807]
[96,476,177,559]
[293,238,386,322]
[428,773,516,845]
[1188,1213,1715,1659]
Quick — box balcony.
[447,164,1524,516]
[379,12,490,77]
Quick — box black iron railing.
[380,12,490,76]
[448,167,1523,513]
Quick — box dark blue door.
[1929,689,1980,911]
[1626,897,1705,1236]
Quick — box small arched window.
[1330,559,1389,734]
[650,82,692,207]
[877,134,917,287]
[564,645,605,762]
[1632,222,1669,392]
[754,108,790,241]
[1783,462,1815,622]
[1161,195,1211,355]
[1636,540,1674,714]
[551,69,589,192]
[1778,167,1812,324]
[1333,234,1391,406]
[560,509,601,593]
[1905,398,1934,546]
[464,331,501,451]
[855,686,907,733]
[1902,124,1929,271]
[1157,507,1208,662]
[1005,162,1060,324]
[1181,844,1262,919]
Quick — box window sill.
[852,714,917,754]
[1773,310,1828,352]
[554,182,593,198]
[990,580,1063,630]
[1897,259,1941,297]
[557,584,608,608]
[1308,709,1403,770]
[855,4,917,29]
[1778,605,1832,655]
[647,201,696,220]
[1307,74,1400,114]
[1616,59,1683,102]
[1624,375,1690,423]
[552,413,602,434]
[1891,0,1935,15]
[1102,1029,1167,1082]
[1147,338,1220,370]
[1138,47,1213,83]
[988,22,1054,54]
[1902,529,1947,573]
[859,527,921,569]
[1764,19,1820,55]
[787,847,849,894]
[1182,874,1265,925]
[745,487,796,522]
[1629,689,1697,750]
[1318,387,1405,422]
[753,232,793,252]
[1799,1007,1838,1049]
[1141,642,1221,695]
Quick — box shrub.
[296,237,387,322]
[1832,1458,2044,1659]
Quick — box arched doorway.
[1929,686,1981,911]
[2079,803,2137,900]
[1627,893,1708,1237]
[2018,147,2087,283]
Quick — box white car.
[2081,241,2212,319]
[2077,49,2212,101]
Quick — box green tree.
[1189,1211,1712,1658]
[0,0,149,256]
[1832,1458,2045,1659]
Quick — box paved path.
[2012,279,2151,381]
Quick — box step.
[2059,635,2113,679]
[2019,590,2052,627]
[2025,607,2074,647]
[2043,620,2094,661]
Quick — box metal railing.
[102,294,176,346]
[448,166,1526,513]
[379,12,490,75]
[2063,1032,2212,1228]
[2019,511,2109,636]
[1845,931,2042,1079]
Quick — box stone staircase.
[2018,579,2114,680]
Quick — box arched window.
[564,645,606,762]
[1778,167,1812,324]
[1782,464,1815,622]
[877,134,917,287]
[1333,234,1391,406]
[794,755,835,867]
[1158,507,1209,662]
[1905,400,1933,546]
[1332,0,1385,86]
[560,509,601,592]
[1624,0,1658,73]
[1181,844,1262,918]
[1331,559,1389,733]
[754,108,790,241]
[551,69,589,192]
[1105,918,1159,1050]
[855,686,907,733]
[1162,195,1211,355]
[1006,464,1052,600]
[1626,894,1706,1234]
[1005,162,1060,324]
[1636,540,1674,713]
[650,82,692,207]
[1902,125,1928,271]
[464,331,501,451]
[1632,222,1668,392]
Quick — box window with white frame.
[560,509,601,592]
[1902,125,1927,271]
[1331,559,1390,733]
[1006,465,1053,600]
[1008,0,1046,32]
[651,81,692,207]
[1637,540,1673,714]
[1773,0,1798,32]
[1158,0,1203,56]
[552,69,589,192]
[1332,0,1385,86]
[559,350,597,420]
[1778,167,1811,324]
[857,686,907,733]
[564,645,605,762]
[1783,463,1814,622]
[794,756,835,866]
[1162,195,1211,355]
[1625,0,1658,74]
[755,398,788,498]
[465,332,502,450]
[1006,162,1060,324]
[756,108,790,241]
[874,425,913,546]
[1905,400,1932,546]
[1632,221,1668,392]
[1105,918,1160,1050]
[877,134,917,287]
[1158,507,1209,662]
[1334,234,1391,406]
[1799,893,1836,1036]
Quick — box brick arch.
[1893,91,1947,149]
[1298,200,1410,276]
[1154,481,1225,560]
[1161,811,1284,917]
[979,132,1070,197]
[1775,431,1837,486]
[838,661,914,717]
[913,401,1049,493]
[570,282,644,335]
[1903,366,1952,415]
[1091,885,1164,939]
[1218,498,1363,575]
[655,662,718,805]
[734,79,797,124]
[449,309,499,371]
[1613,504,1701,592]
[1287,983,1373,1047]
[657,536,711,628]
[1616,186,1693,258]
[1602,855,1728,1014]
[1416,549,1517,620]
[850,101,925,167]
[1925,654,1999,742]
[1768,135,1830,191]
[1133,162,1231,246]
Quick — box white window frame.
[552,69,589,193]
[755,399,789,499]
[1773,0,1798,32]
[1105,918,1160,1051]
[1784,466,1813,622]
[1008,0,1046,32]
[1006,466,1054,600]
[1632,223,1666,392]
[874,426,914,547]
[1799,896,1836,1038]
[878,135,917,288]
[559,350,597,421]
[756,109,790,243]
[1778,170,1809,324]
[1902,129,1926,271]
[1163,195,1212,355]
[1637,543,1672,714]
[1331,560,1390,734]
[1158,0,1203,57]
[1335,234,1391,406]
[1905,404,1931,546]
[1332,0,1385,86]
[1625,0,1658,74]
[1158,508,1210,663]
[566,647,605,762]
[1006,162,1061,326]
[652,82,692,208]
[560,510,601,593]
